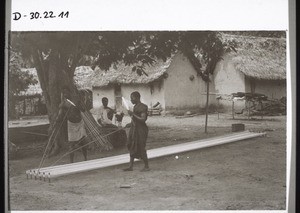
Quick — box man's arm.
[128,110,147,122]
[96,107,103,123]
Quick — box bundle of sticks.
[81,110,113,150]
[37,96,113,174]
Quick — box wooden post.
[260,101,263,120]
[204,80,209,133]
[232,100,235,120]
[31,98,33,115]
[248,101,250,120]
[217,99,220,120]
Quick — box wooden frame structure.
[26,131,265,182]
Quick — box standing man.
[55,86,88,163]
[123,91,150,172]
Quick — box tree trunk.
[33,50,75,156]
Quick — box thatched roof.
[74,66,94,90]
[222,34,286,80]
[75,58,173,90]
[19,67,93,96]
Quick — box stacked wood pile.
[252,97,286,116]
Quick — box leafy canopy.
[11,31,236,82]
[9,51,38,96]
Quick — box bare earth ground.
[8,113,286,210]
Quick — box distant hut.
[213,34,286,109]
[76,53,215,113]
[13,68,46,117]
[14,67,94,118]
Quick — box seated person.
[99,105,127,148]
[97,97,116,128]
[103,109,118,128]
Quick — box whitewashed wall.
[164,53,215,110]
[213,54,246,110]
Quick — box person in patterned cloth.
[123,91,150,172]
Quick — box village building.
[10,68,46,118]
[76,53,215,113]
[213,34,286,110]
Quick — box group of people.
[55,87,150,171]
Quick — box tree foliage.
[9,51,37,96]
[8,51,38,119]
[11,31,235,82]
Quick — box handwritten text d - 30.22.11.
[12,11,69,21]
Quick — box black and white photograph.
[5,0,293,212]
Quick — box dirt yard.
[8,113,286,210]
